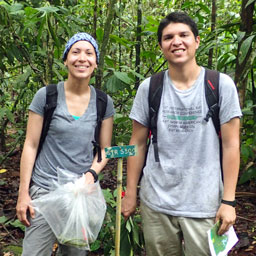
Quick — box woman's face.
[64,40,97,81]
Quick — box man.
[121,12,242,256]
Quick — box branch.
[95,0,118,88]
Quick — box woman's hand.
[16,192,35,227]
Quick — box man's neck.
[168,63,201,90]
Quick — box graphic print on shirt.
[162,104,203,133]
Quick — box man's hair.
[157,12,199,45]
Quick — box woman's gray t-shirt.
[29,82,115,190]
[130,67,242,218]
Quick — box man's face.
[159,22,200,66]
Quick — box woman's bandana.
[62,32,99,63]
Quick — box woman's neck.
[65,77,90,95]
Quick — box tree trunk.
[95,0,117,89]
[234,0,255,108]
[135,0,142,89]
[93,0,97,39]
[207,0,216,69]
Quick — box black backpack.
[148,69,222,169]
[37,84,108,162]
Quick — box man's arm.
[16,111,43,227]
[121,120,149,219]
[216,117,240,235]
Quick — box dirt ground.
[0,150,256,255]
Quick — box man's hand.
[121,193,137,220]
[16,193,34,227]
[215,204,236,235]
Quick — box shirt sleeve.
[219,73,242,125]
[104,94,115,119]
[29,87,47,116]
[129,77,151,127]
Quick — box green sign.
[105,145,137,159]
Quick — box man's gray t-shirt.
[29,82,115,190]
[130,68,242,218]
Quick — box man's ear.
[158,42,163,52]
[195,36,200,49]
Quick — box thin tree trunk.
[208,0,216,69]
[93,0,97,39]
[95,0,117,89]
[234,0,255,108]
[135,0,142,89]
[251,68,256,121]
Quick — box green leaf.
[47,15,61,57]
[96,28,104,42]
[3,245,22,254]
[237,31,246,43]
[239,35,255,64]
[120,222,132,256]
[245,0,256,8]
[241,144,251,162]
[8,219,25,231]
[0,216,8,224]
[36,6,59,14]
[126,219,132,233]
[238,167,256,184]
[197,3,210,13]
[105,74,128,93]
[114,72,133,85]
[5,109,14,123]
[9,3,24,14]
[131,221,140,246]
[109,34,132,47]
[37,15,47,46]
[90,239,101,251]
[0,107,7,119]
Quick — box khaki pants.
[141,202,214,256]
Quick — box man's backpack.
[37,84,108,162]
[148,69,222,169]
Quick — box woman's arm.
[16,111,43,226]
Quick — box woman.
[16,32,115,256]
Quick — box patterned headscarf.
[62,32,99,63]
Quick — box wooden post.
[115,156,123,256]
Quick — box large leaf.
[0,216,8,224]
[239,35,255,64]
[36,6,59,13]
[8,219,25,231]
[105,73,131,93]
[120,221,132,256]
[114,72,133,85]
[245,0,256,8]
[240,144,252,162]
[238,167,256,184]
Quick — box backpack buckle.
[204,103,219,122]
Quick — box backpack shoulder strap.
[149,70,165,162]
[204,69,223,179]
[204,69,220,136]
[37,84,58,157]
[93,88,108,162]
